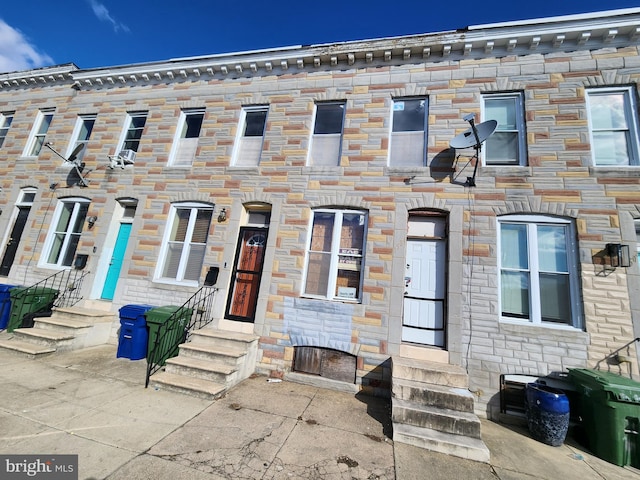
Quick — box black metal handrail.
[595,337,640,378]
[145,286,217,387]
[23,268,88,309]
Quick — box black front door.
[0,207,30,276]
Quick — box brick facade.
[1,9,639,418]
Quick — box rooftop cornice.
[0,63,78,90]
[1,9,639,91]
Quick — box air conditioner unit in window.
[118,149,136,164]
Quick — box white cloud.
[88,0,130,33]
[0,19,54,73]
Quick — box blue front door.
[101,223,131,300]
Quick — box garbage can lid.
[145,305,184,323]
[568,368,640,403]
[0,284,19,293]
[119,304,155,317]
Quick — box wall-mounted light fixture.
[87,215,98,228]
[606,243,631,268]
[218,208,227,223]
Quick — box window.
[482,93,526,165]
[586,87,640,166]
[156,203,213,284]
[119,112,147,152]
[169,109,204,166]
[232,106,268,166]
[303,209,367,301]
[67,114,96,162]
[498,215,581,327]
[389,98,427,167]
[0,112,14,148]
[308,102,345,166]
[42,198,89,268]
[24,109,54,156]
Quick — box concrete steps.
[0,306,114,356]
[148,328,258,400]
[391,356,490,463]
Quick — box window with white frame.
[24,109,54,156]
[0,112,14,148]
[119,112,147,153]
[389,98,427,167]
[586,87,640,166]
[482,92,527,165]
[498,215,581,327]
[635,220,640,266]
[232,106,268,166]
[169,108,204,166]
[308,102,345,166]
[42,198,89,268]
[156,203,213,284]
[67,114,96,163]
[303,209,367,301]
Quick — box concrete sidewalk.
[0,345,638,479]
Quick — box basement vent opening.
[293,346,356,384]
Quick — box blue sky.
[1,0,639,73]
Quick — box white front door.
[402,238,446,347]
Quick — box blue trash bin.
[525,383,570,446]
[0,284,19,330]
[116,304,154,360]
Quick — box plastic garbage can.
[568,368,640,467]
[0,284,18,330]
[116,304,154,360]
[145,305,192,366]
[7,286,59,332]
[525,383,570,446]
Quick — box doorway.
[0,189,36,276]
[402,215,447,348]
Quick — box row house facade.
[1,7,640,420]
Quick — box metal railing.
[145,286,218,387]
[595,337,640,378]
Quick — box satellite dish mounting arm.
[44,142,89,187]
[466,115,482,187]
[449,116,498,188]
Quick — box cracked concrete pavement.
[2,345,640,479]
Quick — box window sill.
[589,166,640,177]
[499,318,589,342]
[152,278,200,290]
[300,294,361,304]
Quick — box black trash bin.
[525,383,570,446]
[116,304,154,360]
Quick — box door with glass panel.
[225,227,268,322]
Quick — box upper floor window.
[482,92,527,166]
[41,198,89,268]
[308,102,345,166]
[303,209,367,302]
[169,108,205,167]
[67,114,96,163]
[0,112,14,148]
[119,112,147,153]
[586,87,640,166]
[23,109,54,157]
[155,202,213,285]
[232,106,268,166]
[389,98,427,167]
[498,215,581,328]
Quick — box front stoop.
[148,329,259,400]
[0,307,114,357]
[391,356,490,463]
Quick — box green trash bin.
[568,368,640,468]
[145,305,192,366]
[6,286,59,333]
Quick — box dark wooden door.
[225,227,268,322]
[0,207,30,276]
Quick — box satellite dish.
[450,120,498,149]
[67,143,85,164]
[43,142,89,187]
